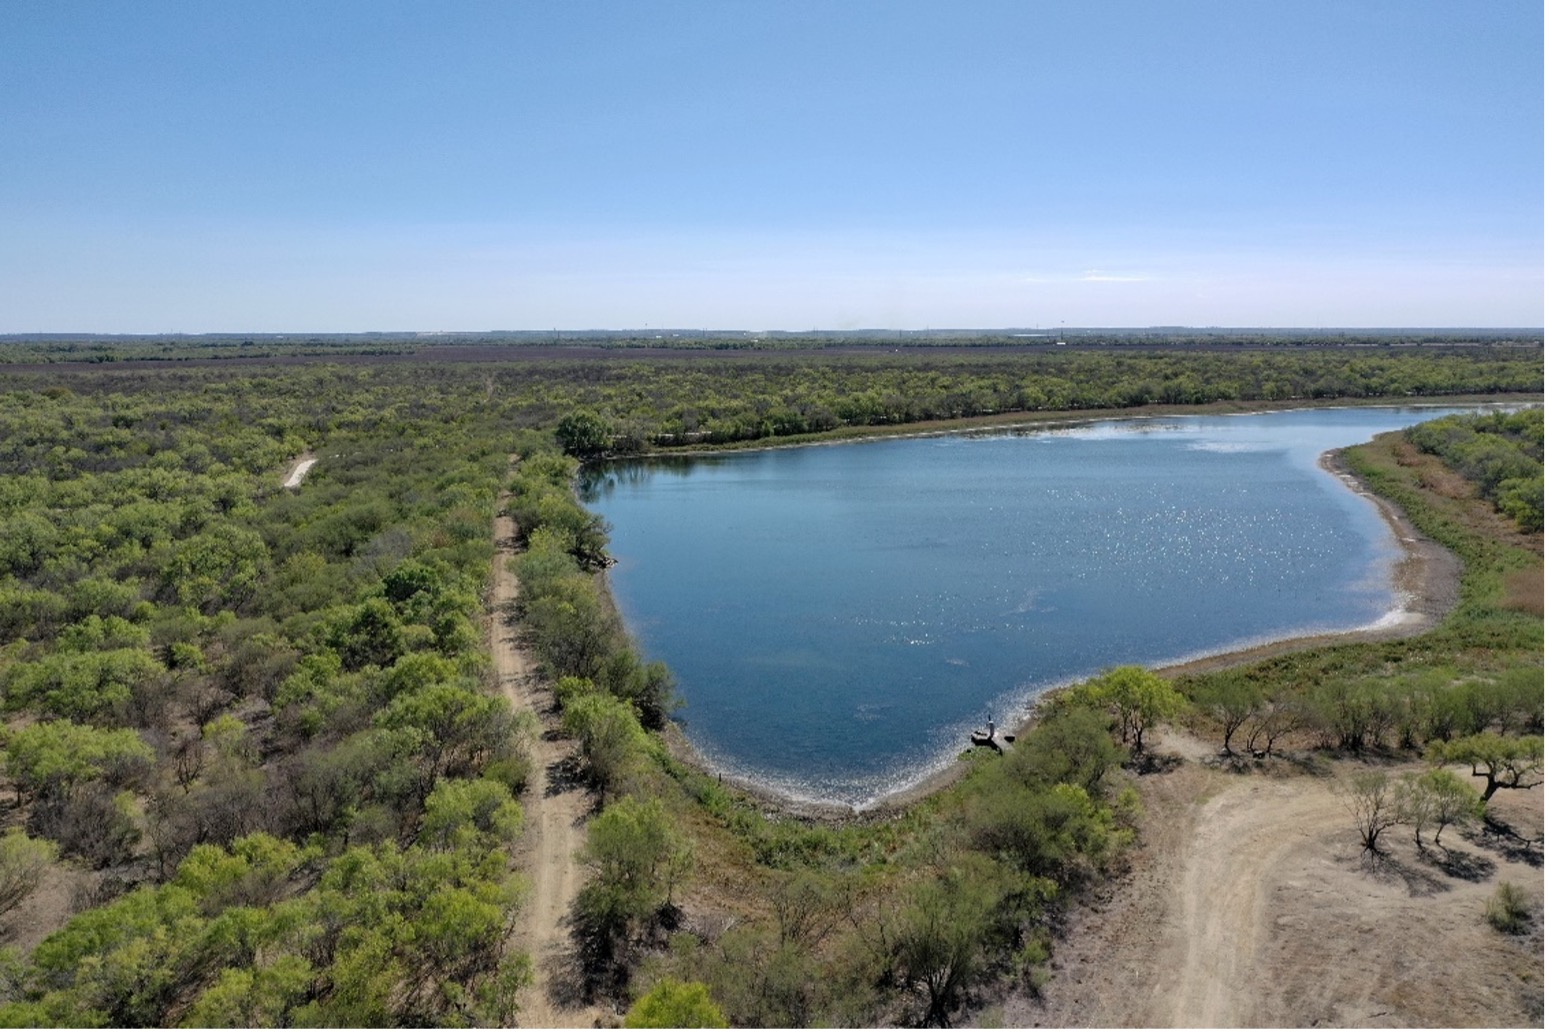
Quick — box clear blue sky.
[3,0,1542,331]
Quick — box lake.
[581,405,1492,808]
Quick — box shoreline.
[652,433,1467,822]
[615,394,1537,462]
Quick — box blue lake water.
[581,405,1490,808]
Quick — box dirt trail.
[492,498,601,1028]
[1017,739,1544,1029]
[281,452,317,488]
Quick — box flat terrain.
[1012,734,1544,1028]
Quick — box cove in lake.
[581,406,1493,809]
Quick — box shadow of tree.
[1463,815,1545,869]
[1355,850,1451,897]
[1414,843,1497,882]
[1125,751,1182,776]
[544,753,596,809]
[538,912,605,1014]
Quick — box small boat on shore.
[969,719,1015,753]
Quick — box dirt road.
[1015,741,1544,1028]
[282,452,317,488]
[491,500,601,1028]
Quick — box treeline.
[0,338,419,365]
[3,349,1539,457]
[1185,662,1542,757]
[534,348,1541,450]
[1406,406,1543,531]
[0,377,535,1024]
[3,329,1541,364]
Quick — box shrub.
[0,830,57,916]
[1485,881,1532,934]
[625,978,729,1029]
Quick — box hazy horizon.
[4,1,1543,333]
[4,326,1543,339]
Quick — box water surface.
[582,405,1488,807]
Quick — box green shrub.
[625,978,729,1028]
[1485,881,1532,934]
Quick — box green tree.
[161,524,269,614]
[968,781,1121,884]
[625,978,730,1029]
[419,778,523,851]
[1006,704,1126,796]
[555,410,613,459]
[1429,733,1544,801]
[576,797,691,968]
[1190,674,1263,756]
[885,861,1013,1028]
[562,690,650,796]
[3,720,153,800]
[181,956,314,1028]
[582,796,690,913]
[328,597,407,672]
[1396,768,1484,847]
[1073,666,1186,754]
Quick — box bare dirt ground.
[1011,735,1544,1028]
[492,500,604,1028]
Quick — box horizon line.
[3,326,1544,339]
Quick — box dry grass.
[1504,566,1544,617]
[1419,464,1478,500]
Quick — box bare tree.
[1340,771,1401,856]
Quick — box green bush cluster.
[508,450,676,731]
[635,693,1136,1027]
[1407,407,1543,531]
[0,369,537,1024]
[0,833,527,1027]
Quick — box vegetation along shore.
[0,336,1539,1027]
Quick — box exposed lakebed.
[582,405,1495,807]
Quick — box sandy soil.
[492,498,604,1028]
[1010,741,1544,1028]
[281,452,317,488]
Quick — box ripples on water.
[584,405,1495,808]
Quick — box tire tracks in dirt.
[1166,778,1333,1027]
[492,487,601,1028]
[1018,747,1543,1029]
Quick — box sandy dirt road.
[281,452,317,488]
[492,500,602,1028]
[1014,740,1544,1028]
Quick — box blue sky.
[2,1,1542,331]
